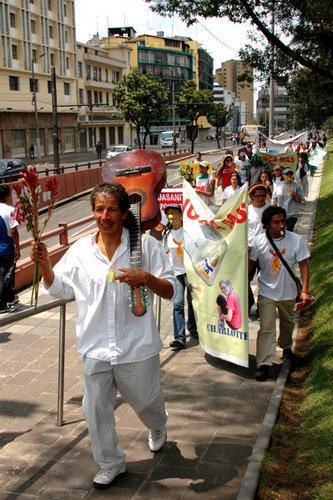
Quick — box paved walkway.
[0,167,322,499]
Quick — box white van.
[160,130,180,148]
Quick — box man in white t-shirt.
[249,206,311,381]
[248,183,270,314]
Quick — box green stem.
[31,261,40,311]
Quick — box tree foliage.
[206,104,233,149]
[175,80,213,153]
[146,0,333,80]
[113,69,168,148]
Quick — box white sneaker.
[148,426,167,452]
[93,464,126,489]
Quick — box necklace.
[98,233,121,283]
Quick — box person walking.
[222,172,241,204]
[195,161,215,208]
[0,184,20,313]
[215,154,238,192]
[30,182,176,489]
[249,206,311,381]
[163,204,198,349]
[234,148,250,185]
[272,167,302,232]
[96,141,103,159]
[295,152,309,199]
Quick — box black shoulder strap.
[266,230,297,283]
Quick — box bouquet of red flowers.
[12,168,59,309]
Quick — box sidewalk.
[0,167,322,499]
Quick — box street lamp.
[31,52,46,159]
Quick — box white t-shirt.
[248,203,269,246]
[272,180,302,218]
[222,185,241,201]
[235,157,249,184]
[195,175,215,207]
[250,231,310,301]
[164,227,185,276]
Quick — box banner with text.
[183,180,249,367]
[257,152,298,169]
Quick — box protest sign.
[257,152,297,169]
[183,180,249,367]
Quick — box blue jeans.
[173,274,197,344]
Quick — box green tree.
[146,0,333,80]
[113,69,168,149]
[206,103,233,149]
[176,80,213,153]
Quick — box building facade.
[0,0,78,158]
[215,59,254,124]
[256,84,293,133]
[77,41,131,152]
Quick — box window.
[65,31,68,43]
[64,82,70,95]
[66,56,69,70]
[32,49,37,63]
[93,66,97,81]
[105,69,108,82]
[79,88,84,104]
[50,53,54,66]
[47,80,52,93]
[11,45,17,60]
[87,90,92,104]
[31,20,36,34]
[86,64,90,80]
[9,76,19,90]
[78,61,83,77]
[94,90,98,104]
[112,70,116,84]
[106,92,109,105]
[10,13,15,28]
[49,25,53,39]
[29,0,34,4]
[64,4,67,17]
[29,78,38,92]
[98,67,102,81]
[99,91,102,103]
[48,0,52,10]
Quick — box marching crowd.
[0,133,322,489]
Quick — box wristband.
[301,290,310,294]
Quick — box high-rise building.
[76,41,131,151]
[0,0,78,158]
[99,28,214,142]
[256,84,293,133]
[215,59,253,124]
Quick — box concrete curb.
[236,157,325,500]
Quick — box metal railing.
[0,298,74,426]
[0,294,162,427]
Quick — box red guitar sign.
[102,150,166,316]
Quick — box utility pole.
[172,81,177,154]
[31,59,41,159]
[51,67,60,174]
[269,6,275,139]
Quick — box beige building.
[215,59,254,124]
[0,0,78,158]
[76,41,131,151]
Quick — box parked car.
[106,145,132,159]
[0,159,26,182]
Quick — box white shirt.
[195,175,215,206]
[222,185,241,201]
[43,228,176,363]
[250,231,310,301]
[164,227,185,276]
[0,203,18,237]
[235,157,249,184]
[272,180,302,218]
[248,203,269,246]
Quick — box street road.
[17,149,229,260]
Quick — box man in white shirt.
[30,183,176,489]
[249,206,310,381]
[248,183,270,314]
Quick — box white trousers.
[82,354,167,468]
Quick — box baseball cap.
[164,204,182,213]
[199,160,210,168]
[283,167,293,175]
